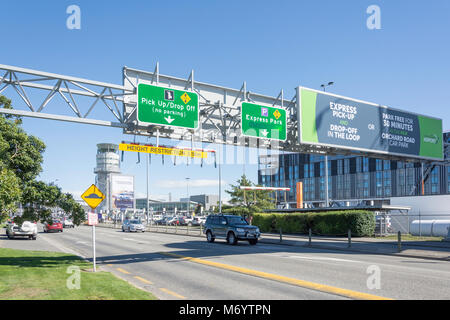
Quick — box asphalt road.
[1,225,450,300]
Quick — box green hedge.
[252,210,375,237]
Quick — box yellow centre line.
[159,252,393,300]
[134,276,153,285]
[116,267,131,274]
[159,287,186,299]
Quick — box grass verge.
[376,234,444,241]
[0,248,157,300]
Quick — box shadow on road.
[89,234,450,266]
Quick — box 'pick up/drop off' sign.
[137,83,199,129]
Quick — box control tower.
[94,143,120,212]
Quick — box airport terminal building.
[258,132,450,207]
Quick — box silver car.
[122,219,145,232]
[6,221,38,240]
[63,219,74,228]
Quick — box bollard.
[398,231,402,252]
[309,228,312,246]
[200,223,202,236]
[280,228,282,242]
[176,222,178,234]
[187,224,189,235]
[348,229,352,248]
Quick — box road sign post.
[81,184,105,272]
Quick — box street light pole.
[186,177,190,216]
[146,152,150,224]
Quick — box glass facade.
[258,132,449,205]
[135,199,197,213]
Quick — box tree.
[0,95,84,224]
[0,95,40,221]
[224,175,275,215]
[0,101,45,184]
[0,167,22,220]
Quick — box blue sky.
[1,0,450,202]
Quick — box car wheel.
[248,239,258,245]
[206,231,215,243]
[227,232,237,245]
[32,235,37,240]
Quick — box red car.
[43,220,63,233]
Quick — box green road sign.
[137,83,199,129]
[241,102,287,141]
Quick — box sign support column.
[92,213,96,272]
[81,184,105,273]
[325,155,329,207]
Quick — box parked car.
[165,216,177,225]
[169,216,186,226]
[63,218,74,228]
[6,221,37,240]
[155,216,170,225]
[190,216,206,226]
[198,216,207,226]
[122,219,145,232]
[44,220,63,233]
[203,214,260,245]
[184,216,194,226]
[151,215,163,222]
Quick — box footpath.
[259,233,450,261]
[95,222,450,261]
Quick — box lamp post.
[320,82,334,207]
[186,178,190,216]
[320,82,334,92]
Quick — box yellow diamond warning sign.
[181,92,191,104]
[273,109,281,120]
[81,184,105,209]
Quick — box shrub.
[252,210,375,237]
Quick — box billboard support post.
[325,155,329,207]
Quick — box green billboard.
[298,87,443,160]
[137,83,199,129]
[241,102,286,141]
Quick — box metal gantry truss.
[0,64,133,128]
[0,63,447,164]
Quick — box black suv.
[203,214,261,245]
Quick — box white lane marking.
[278,255,361,263]
[75,241,89,245]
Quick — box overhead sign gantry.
[0,62,446,164]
